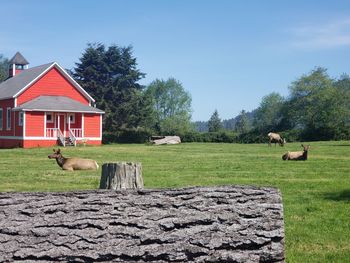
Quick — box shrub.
[182,131,238,143]
[281,130,302,142]
[103,129,152,144]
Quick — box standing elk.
[268,132,286,147]
[48,149,99,171]
[282,144,310,161]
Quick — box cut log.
[0,186,284,262]
[99,162,143,190]
[151,135,181,145]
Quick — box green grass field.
[0,141,349,262]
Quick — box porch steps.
[64,137,75,147]
[58,137,75,147]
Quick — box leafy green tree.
[331,74,350,137]
[73,43,152,132]
[145,78,193,135]
[235,110,250,134]
[208,109,223,132]
[253,92,285,132]
[0,54,9,82]
[287,67,349,139]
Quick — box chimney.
[8,52,29,78]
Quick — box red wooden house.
[0,52,104,148]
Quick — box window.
[18,112,24,126]
[69,114,75,124]
[46,113,53,123]
[6,108,11,130]
[0,109,3,130]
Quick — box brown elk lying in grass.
[48,149,99,171]
[282,144,310,161]
[268,132,286,147]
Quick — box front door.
[56,114,66,137]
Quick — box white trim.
[56,113,66,137]
[14,98,17,107]
[23,112,26,137]
[63,113,67,137]
[12,108,104,114]
[100,114,102,139]
[13,112,16,136]
[46,112,53,123]
[52,63,95,103]
[82,113,84,138]
[0,136,24,139]
[18,112,24,126]
[12,64,15,76]
[68,113,75,124]
[12,63,55,98]
[12,62,95,103]
[44,112,47,137]
[6,107,11,130]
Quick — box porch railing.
[46,128,58,138]
[46,128,82,147]
[70,128,82,138]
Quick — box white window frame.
[6,107,11,130]
[68,113,75,124]
[0,108,3,130]
[18,112,24,126]
[46,112,53,123]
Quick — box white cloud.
[290,18,350,49]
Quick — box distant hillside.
[193,110,256,132]
[193,121,208,132]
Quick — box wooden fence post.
[99,162,144,190]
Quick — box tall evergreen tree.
[73,43,152,132]
[235,110,250,134]
[208,110,223,132]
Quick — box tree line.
[196,67,350,142]
[1,45,349,143]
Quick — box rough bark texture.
[100,162,144,190]
[151,136,181,145]
[0,186,284,262]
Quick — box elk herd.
[47,133,310,172]
[267,132,310,161]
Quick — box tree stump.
[99,162,144,190]
[0,186,284,262]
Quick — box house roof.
[9,52,29,65]
[0,62,95,102]
[0,63,53,99]
[13,96,104,114]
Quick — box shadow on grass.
[323,190,350,201]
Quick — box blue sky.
[2,0,350,121]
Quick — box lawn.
[0,141,349,262]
